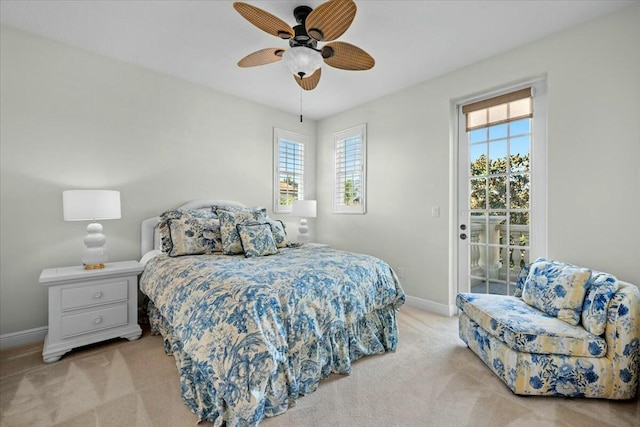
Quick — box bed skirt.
[147,299,400,425]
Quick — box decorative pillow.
[217,209,268,254]
[582,272,619,335]
[521,259,592,325]
[167,217,222,257]
[236,223,278,258]
[513,262,531,298]
[268,220,289,248]
[158,208,218,253]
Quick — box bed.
[138,200,405,426]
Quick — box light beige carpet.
[1,306,638,426]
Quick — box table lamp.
[63,190,121,269]
[291,199,316,244]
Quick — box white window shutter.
[333,124,367,214]
[273,128,306,213]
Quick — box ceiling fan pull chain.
[299,84,303,122]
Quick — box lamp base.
[82,222,109,268]
[298,218,310,244]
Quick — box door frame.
[449,77,548,308]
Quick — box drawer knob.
[93,317,102,324]
[93,292,103,299]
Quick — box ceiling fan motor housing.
[293,6,312,24]
[291,6,319,48]
[291,25,317,48]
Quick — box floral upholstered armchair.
[456,258,640,399]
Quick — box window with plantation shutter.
[333,124,367,214]
[273,128,306,213]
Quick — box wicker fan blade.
[238,48,285,67]
[305,0,356,41]
[233,2,294,39]
[294,68,322,91]
[322,42,374,71]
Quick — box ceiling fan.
[233,0,375,91]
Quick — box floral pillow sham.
[267,219,289,248]
[236,223,279,258]
[158,205,283,257]
[167,217,222,257]
[217,208,268,255]
[158,207,218,254]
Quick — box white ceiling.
[0,1,633,120]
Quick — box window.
[333,124,367,214]
[273,128,307,213]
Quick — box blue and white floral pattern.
[139,247,405,425]
[513,263,530,298]
[167,217,222,256]
[159,208,218,254]
[457,282,640,399]
[217,209,268,255]
[457,293,606,357]
[267,220,289,248]
[237,223,279,257]
[582,272,619,336]
[522,259,592,325]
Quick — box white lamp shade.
[291,199,317,218]
[282,47,322,78]
[63,190,121,221]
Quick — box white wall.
[316,3,640,310]
[1,3,639,338]
[0,26,316,336]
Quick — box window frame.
[273,128,307,214]
[332,123,367,214]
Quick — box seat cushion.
[456,293,606,357]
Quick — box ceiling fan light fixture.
[282,46,323,78]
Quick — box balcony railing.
[469,219,530,294]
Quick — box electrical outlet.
[432,206,440,217]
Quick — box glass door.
[457,84,546,295]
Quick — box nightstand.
[40,260,144,363]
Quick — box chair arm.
[604,282,640,398]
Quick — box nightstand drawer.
[61,304,128,338]
[61,280,128,311]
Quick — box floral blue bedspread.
[139,247,405,426]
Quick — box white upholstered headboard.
[140,199,246,258]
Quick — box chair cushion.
[456,293,606,357]
[521,259,592,325]
[582,272,619,336]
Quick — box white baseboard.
[404,294,457,317]
[0,326,47,351]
